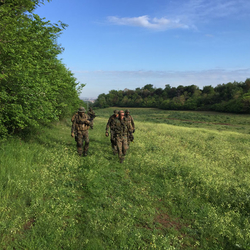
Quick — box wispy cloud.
[170,0,250,25]
[75,68,250,79]
[107,1,250,31]
[107,15,189,30]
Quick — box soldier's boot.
[122,149,127,157]
[119,156,125,163]
[77,147,83,156]
[83,142,89,156]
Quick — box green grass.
[0,108,250,249]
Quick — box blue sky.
[34,0,250,98]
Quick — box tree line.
[94,79,250,114]
[0,0,85,139]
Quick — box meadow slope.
[0,108,250,249]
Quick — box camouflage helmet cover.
[78,107,86,113]
[125,109,130,113]
[113,109,119,114]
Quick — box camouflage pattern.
[71,112,78,123]
[87,108,96,129]
[125,112,135,130]
[71,112,78,136]
[71,111,90,156]
[113,117,133,162]
[125,111,135,145]
[106,113,119,154]
[78,107,86,112]
[116,136,129,162]
[71,107,87,122]
[76,130,89,156]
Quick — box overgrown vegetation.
[0,0,85,139]
[1,108,249,249]
[94,80,250,114]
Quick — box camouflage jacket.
[113,117,133,137]
[106,115,118,132]
[87,110,96,119]
[125,114,135,130]
[71,112,78,123]
[71,113,90,133]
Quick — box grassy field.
[0,108,250,249]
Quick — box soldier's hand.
[105,132,109,137]
[71,132,74,137]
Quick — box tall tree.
[0,0,84,137]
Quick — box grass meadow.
[0,108,250,249]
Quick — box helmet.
[125,109,130,113]
[113,110,119,114]
[78,107,86,113]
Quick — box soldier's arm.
[105,117,112,131]
[71,113,77,123]
[85,115,91,125]
[71,117,76,135]
[131,116,135,128]
[127,121,133,133]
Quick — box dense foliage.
[94,79,250,114]
[0,0,85,138]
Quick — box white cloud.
[105,1,250,31]
[107,15,189,30]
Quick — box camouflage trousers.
[76,130,89,156]
[110,130,117,154]
[116,135,129,161]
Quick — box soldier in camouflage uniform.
[105,110,119,154]
[125,109,135,144]
[113,110,133,163]
[71,107,91,156]
[71,111,78,122]
[87,107,96,129]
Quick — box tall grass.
[0,109,249,249]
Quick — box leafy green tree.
[153,88,163,96]
[167,87,178,99]
[242,78,250,93]
[95,93,108,108]
[202,85,215,95]
[134,96,143,107]
[141,89,151,98]
[143,84,154,92]
[241,91,250,113]
[0,0,84,138]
